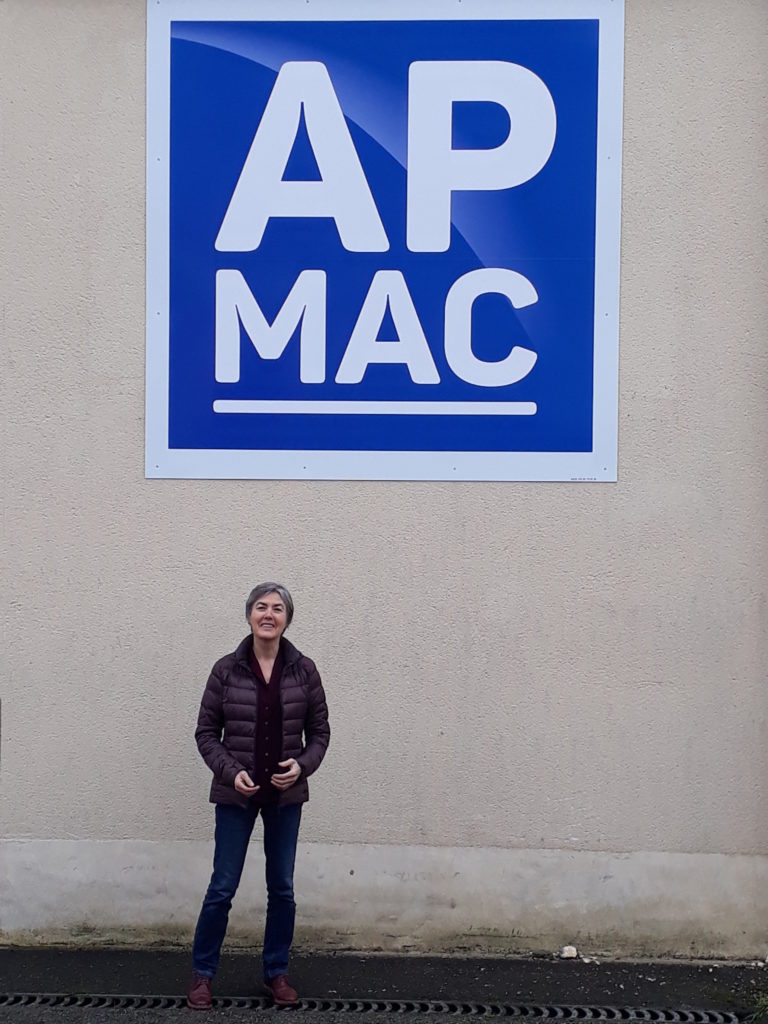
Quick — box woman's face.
[248,592,288,642]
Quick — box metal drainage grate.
[0,994,745,1021]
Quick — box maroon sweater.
[248,645,284,803]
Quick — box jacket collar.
[234,633,302,668]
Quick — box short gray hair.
[245,583,294,627]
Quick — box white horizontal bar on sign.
[212,400,537,416]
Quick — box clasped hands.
[234,759,301,796]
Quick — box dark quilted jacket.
[195,634,330,808]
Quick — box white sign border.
[146,0,623,481]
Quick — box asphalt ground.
[0,949,767,1019]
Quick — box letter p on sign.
[407,61,557,252]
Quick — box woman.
[188,583,330,1010]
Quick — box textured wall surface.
[1,0,767,954]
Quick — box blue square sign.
[146,0,623,480]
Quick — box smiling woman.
[188,583,330,1010]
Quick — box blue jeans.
[192,802,302,980]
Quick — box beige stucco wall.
[1,0,767,955]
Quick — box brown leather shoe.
[187,971,213,1010]
[265,974,299,1006]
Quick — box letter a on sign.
[336,271,440,385]
[215,62,389,253]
